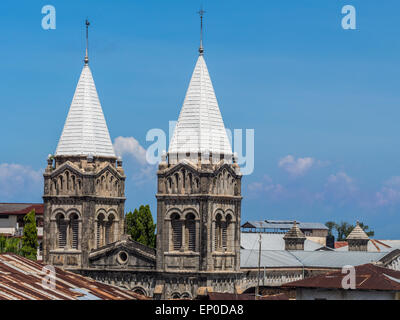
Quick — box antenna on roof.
[197,6,206,55]
[84,19,90,65]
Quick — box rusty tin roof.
[0,253,148,300]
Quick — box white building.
[0,203,44,259]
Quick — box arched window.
[167,178,172,194]
[171,293,181,299]
[222,222,227,249]
[185,213,196,251]
[224,214,232,250]
[56,214,67,248]
[59,176,63,192]
[110,176,114,195]
[174,173,179,194]
[182,170,186,192]
[105,173,109,191]
[188,173,193,194]
[65,172,70,191]
[181,292,191,299]
[215,213,223,251]
[227,174,231,194]
[96,213,105,248]
[132,287,147,296]
[171,213,182,251]
[69,213,79,249]
[106,214,115,245]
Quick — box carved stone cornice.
[43,195,126,205]
[156,194,242,201]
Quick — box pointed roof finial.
[197,7,206,55]
[84,19,90,65]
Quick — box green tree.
[327,221,375,241]
[325,221,338,237]
[0,237,22,255]
[20,210,38,260]
[126,205,156,248]
[335,221,354,241]
[126,209,141,241]
[358,222,374,238]
[0,236,6,253]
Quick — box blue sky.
[1,0,400,238]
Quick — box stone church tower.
[43,22,126,269]
[156,13,242,274]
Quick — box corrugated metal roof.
[241,249,303,268]
[334,241,348,249]
[0,253,147,300]
[241,233,324,251]
[0,203,43,215]
[241,249,388,269]
[291,251,387,268]
[283,264,400,291]
[204,292,255,300]
[242,220,328,230]
[336,239,400,252]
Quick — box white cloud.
[131,165,157,185]
[113,136,156,184]
[278,155,315,176]
[0,164,42,200]
[248,175,284,199]
[113,136,147,165]
[326,171,354,187]
[323,171,358,204]
[375,176,400,207]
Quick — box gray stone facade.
[76,268,242,299]
[42,155,126,269]
[42,152,245,299]
[155,155,242,273]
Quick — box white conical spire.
[168,55,232,158]
[55,64,116,157]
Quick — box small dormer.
[346,221,369,252]
[283,221,306,251]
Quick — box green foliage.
[325,221,375,241]
[126,205,156,248]
[0,235,22,255]
[126,209,141,241]
[335,221,353,241]
[0,210,38,258]
[6,237,22,254]
[325,221,337,237]
[358,222,374,237]
[0,236,5,252]
[20,210,38,260]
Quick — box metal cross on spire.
[84,19,90,64]
[197,7,206,55]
